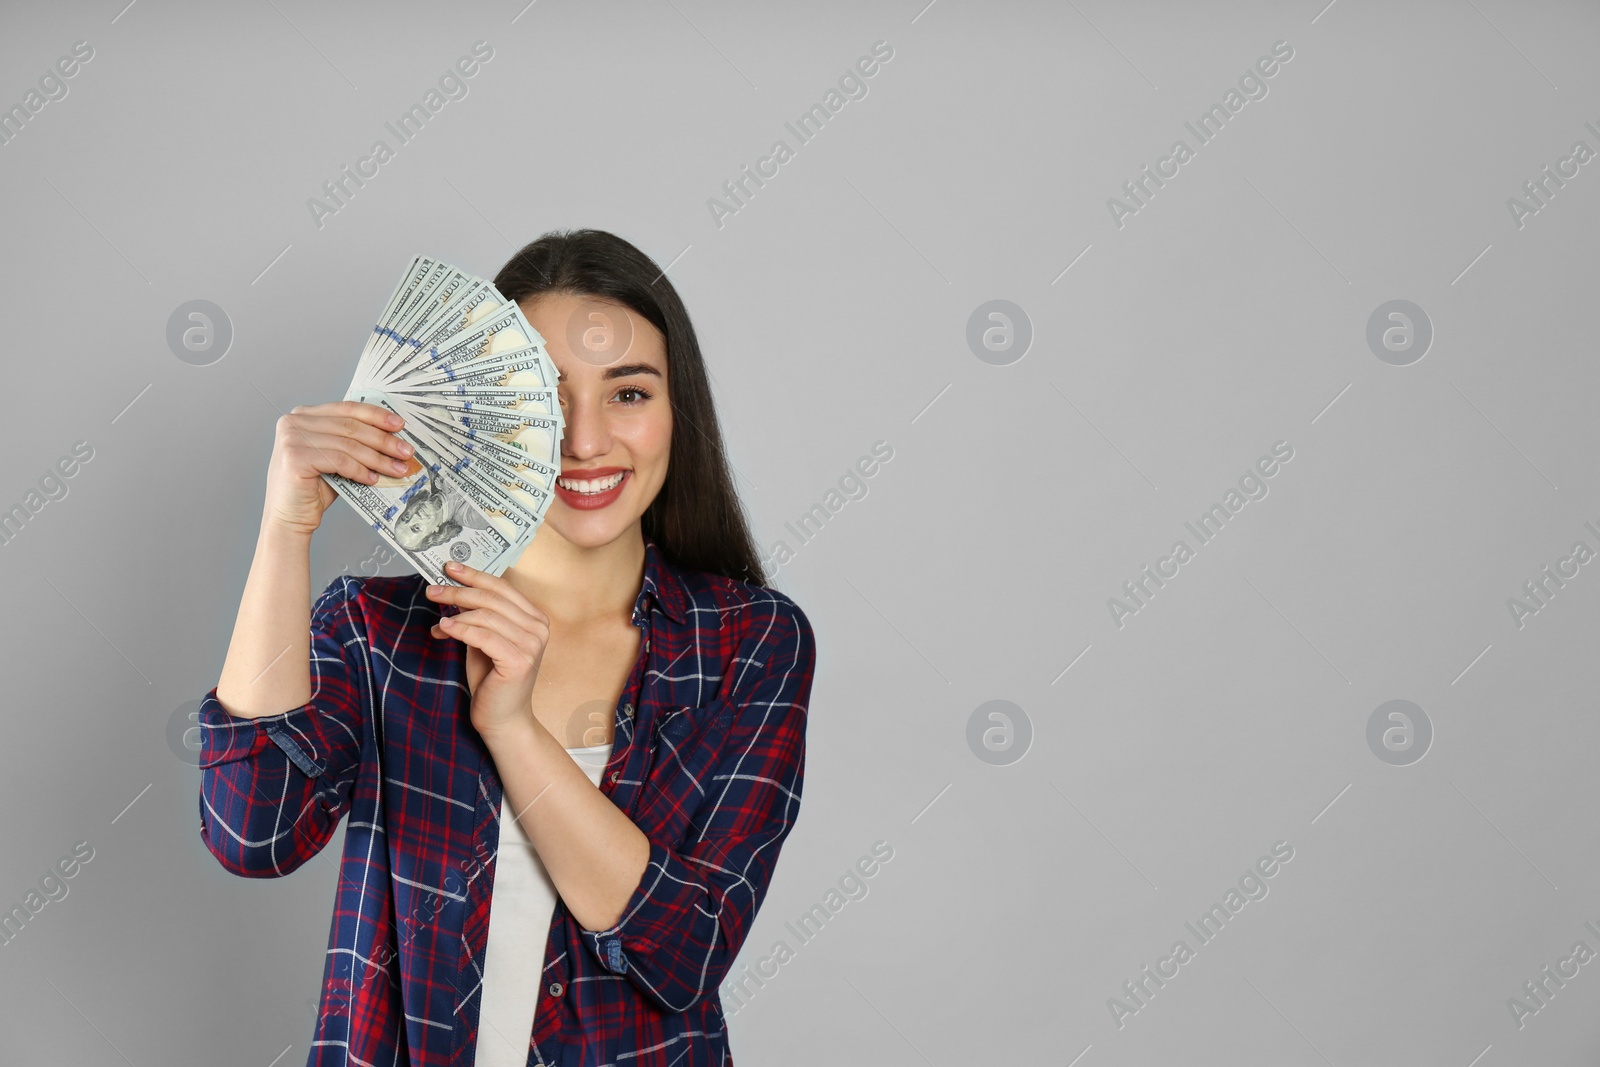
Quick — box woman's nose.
[560,397,610,457]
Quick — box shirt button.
[548,981,564,997]
[608,770,619,784]
[622,703,634,719]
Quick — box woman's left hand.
[425,560,550,739]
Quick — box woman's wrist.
[477,708,554,754]
[259,510,320,544]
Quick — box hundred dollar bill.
[407,282,504,358]
[390,344,557,390]
[355,255,433,387]
[379,396,535,533]
[393,400,563,488]
[408,407,565,470]
[368,269,487,387]
[357,257,478,390]
[399,405,561,491]
[329,257,567,582]
[372,260,452,361]
[414,401,557,436]
[319,399,524,584]
[373,277,504,386]
[392,304,546,385]
[388,412,561,549]
[369,273,473,378]
[462,413,562,469]
[377,379,566,470]
[376,393,539,552]
[396,385,561,418]
[472,452,555,528]
[375,255,430,326]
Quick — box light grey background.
[2,0,1597,1064]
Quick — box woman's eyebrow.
[555,362,663,383]
[601,362,663,380]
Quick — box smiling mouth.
[556,471,628,494]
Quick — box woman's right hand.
[263,401,416,536]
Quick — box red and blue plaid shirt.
[197,537,815,1067]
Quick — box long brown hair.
[493,229,767,587]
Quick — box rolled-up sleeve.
[197,575,369,878]
[580,598,816,1012]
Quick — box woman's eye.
[555,386,652,406]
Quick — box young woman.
[197,230,817,1067]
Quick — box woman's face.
[519,291,672,550]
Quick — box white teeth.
[558,472,626,493]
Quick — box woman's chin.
[545,511,639,550]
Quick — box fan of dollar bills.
[321,255,564,585]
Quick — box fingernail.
[387,414,403,427]
[397,441,413,455]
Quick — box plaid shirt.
[196,537,815,1067]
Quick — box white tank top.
[473,741,613,1066]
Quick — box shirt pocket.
[637,701,736,844]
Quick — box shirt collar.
[637,535,690,626]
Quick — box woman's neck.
[503,525,646,629]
